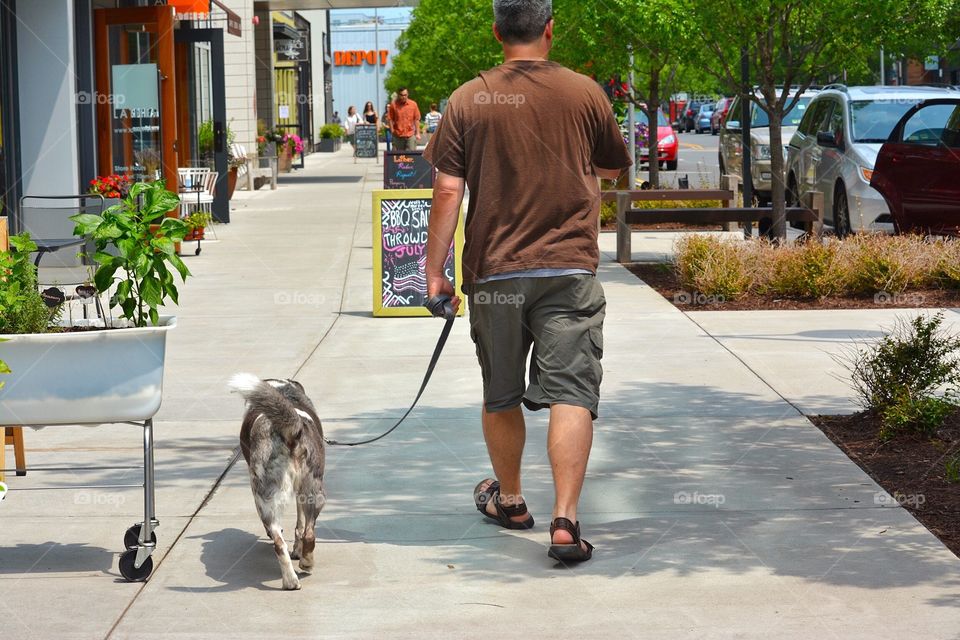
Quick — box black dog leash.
[323,295,456,446]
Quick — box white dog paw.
[282,577,302,590]
[298,558,314,572]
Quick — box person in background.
[331,111,342,126]
[363,101,379,128]
[344,105,363,148]
[387,88,421,151]
[424,103,443,134]
[382,102,393,151]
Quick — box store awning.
[255,0,419,8]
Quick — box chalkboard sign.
[384,150,434,189]
[354,124,378,159]
[372,189,464,317]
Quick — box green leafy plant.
[0,233,57,334]
[879,393,956,441]
[184,211,213,231]
[71,180,191,328]
[319,123,344,140]
[945,454,960,483]
[842,313,960,439]
[0,338,10,391]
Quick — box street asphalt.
[3,147,960,639]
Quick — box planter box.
[0,316,177,425]
[278,149,293,173]
[317,138,341,152]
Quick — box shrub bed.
[673,234,960,300]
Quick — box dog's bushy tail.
[229,373,303,441]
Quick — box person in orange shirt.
[387,88,422,151]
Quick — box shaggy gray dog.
[229,373,326,590]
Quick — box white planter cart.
[0,316,176,581]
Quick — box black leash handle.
[324,296,456,446]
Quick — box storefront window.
[108,26,163,181]
[0,18,8,216]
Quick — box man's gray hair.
[493,0,552,45]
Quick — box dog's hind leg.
[298,488,324,572]
[291,497,305,560]
[266,521,301,590]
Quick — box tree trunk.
[768,110,787,240]
[646,68,661,189]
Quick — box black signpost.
[354,124,378,162]
[384,150,434,189]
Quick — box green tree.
[386,0,500,108]
[696,0,958,239]
[556,0,701,188]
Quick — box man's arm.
[415,105,423,140]
[425,170,465,313]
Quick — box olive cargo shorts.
[465,275,606,419]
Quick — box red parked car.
[623,108,679,170]
[710,97,734,135]
[870,98,960,236]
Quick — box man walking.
[388,88,422,151]
[424,0,631,562]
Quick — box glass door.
[94,7,179,192]
[175,28,228,222]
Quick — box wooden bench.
[605,176,824,263]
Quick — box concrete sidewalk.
[3,148,960,639]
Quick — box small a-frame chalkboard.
[354,124,378,160]
[372,189,464,317]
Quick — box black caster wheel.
[119,549,153,582]
[124,524,157,550]
[195,247,201,255]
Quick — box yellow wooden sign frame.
[372,189,465,317]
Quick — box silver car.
[785,84,959,236]
[718,89,819,204]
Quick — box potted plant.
[318,123,344,152]
[227,151,245,200]
[0,184,188,425]
[276,132,304,173]
[183,211,212,242]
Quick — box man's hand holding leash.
[425,170,465,316]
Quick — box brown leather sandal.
[548,517,594,562]
[473,478,534,530]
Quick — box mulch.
[810,411,960,558]
[626,262,960,311]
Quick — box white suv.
[785,84,959,236]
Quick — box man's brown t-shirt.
[423,60,632,284]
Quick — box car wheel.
[833,184,852,238]
[666,160,678,171]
